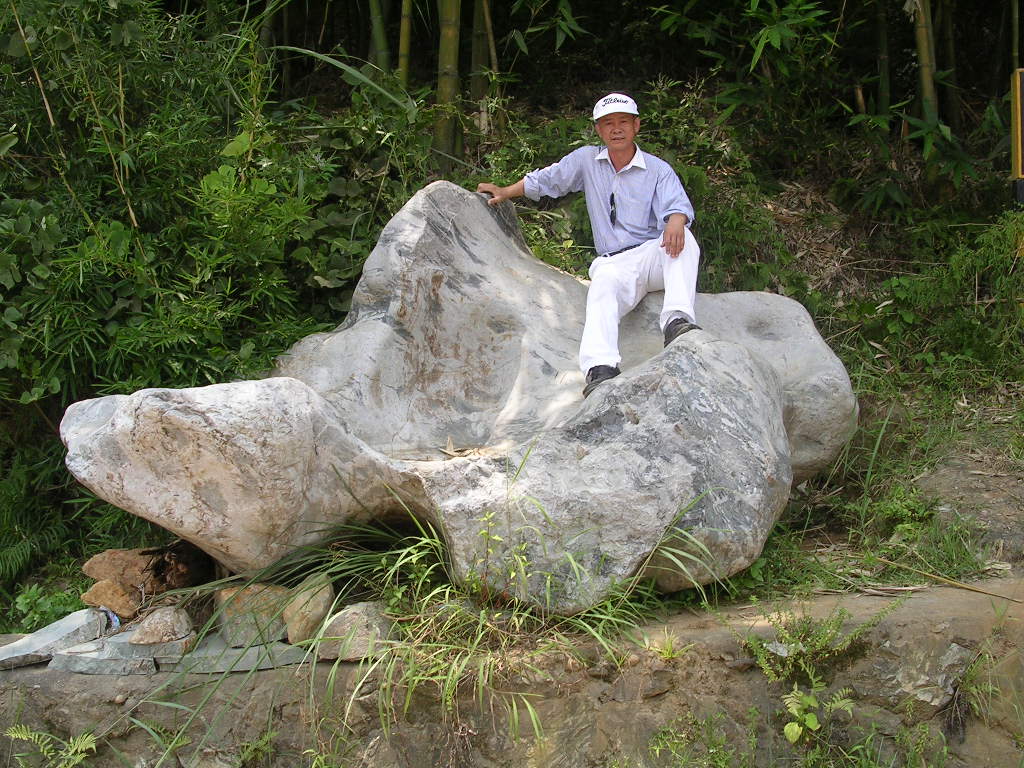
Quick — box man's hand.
[476,179,525,206]
[662,213,688,258]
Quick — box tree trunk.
[939,0,962,132]
[433,0,462,170]
[369,0,391,71]
[397,0,413,86]
[913,0,939,120]
[876,0,891,113]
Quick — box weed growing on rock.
[781,677,854,746]
[740,601,898,685]
[649,710,759,768]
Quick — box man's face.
[595,112,640,151]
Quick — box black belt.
[602,243,642,258]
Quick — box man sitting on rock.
[477,92,702,397]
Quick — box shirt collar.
[595,144,646,171]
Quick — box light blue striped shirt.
[523,144,695,256]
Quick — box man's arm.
[476,179,526,206]
[662,212,689,258]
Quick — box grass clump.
[195,512,676,749]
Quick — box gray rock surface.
[214,584,290,647]
[0,609,107,670]
[316,601,393,661]
[60,181,857,613]
[159,635,307,674]
[48,634,160,675]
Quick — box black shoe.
[663,317,701,347]
[582,365,620,398]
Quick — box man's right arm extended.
[476,179,526,206]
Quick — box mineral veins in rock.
[60,181,857,613]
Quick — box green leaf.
[272,46,417,121]
[5,31,30,58]
[50,28,73,51]
[784,721,803,744]
[0,134,16,156]
[222,131,253,157]
[804,712,820,731]
[512,29,528,54]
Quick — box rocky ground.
[1,574,1021,767]
[2,368,1022,768]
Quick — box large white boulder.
[61,181,857,613]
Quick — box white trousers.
[578,233,701,373]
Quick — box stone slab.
[157,635,308,674]
[0,609,107,670]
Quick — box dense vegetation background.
[1,0,1022,629]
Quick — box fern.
[4,724,97,768]
[0,443,72,589]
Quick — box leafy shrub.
[0,0,340,585]
[850,209,1024,382]
[11,582,85,633]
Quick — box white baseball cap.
[592,93,639,121]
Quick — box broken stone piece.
[158,635,307,674]
[214,584,290,648]
[283,575,335,645]
[0,609,106,670]
[48,631,197,675]
[316,601,393,661]
[81,579,141,619]
[130,606,193,644]
[49,637,154,676]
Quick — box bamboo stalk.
[433,0,462,169]
[913,0,939,120]
[369,0,391,71]
[397,0,412,86]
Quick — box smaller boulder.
[283,576,335,645]
[214,584,290,648]
[81,579,141,619]
[82,548,161,594]
[130,606,193,645]
[317,601,393,661]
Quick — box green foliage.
[4,724,97,768]
[782,680,853,745]
[656,0,845,170]
[650,710,758,768]
[742,602,896,685]
[849,210,1024,382]
[508,0,589,55]
[0,0,439,586]
[0,438,88,593]
[10,582,84,633]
